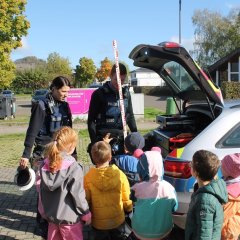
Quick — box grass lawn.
[0,107,160,168]
[144,107,164,119]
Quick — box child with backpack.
[84,141,133,240]
[221,153,240,240]
[38,126,91,240]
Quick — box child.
[38,126,91,240]
[221,153,240,240]
[84,141,133,240]
[185,150,228,240]
[130,148,178,240]
[111,132,145,186]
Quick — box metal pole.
[179,0,181,44]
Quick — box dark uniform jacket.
[22,94,72,159]
[87,81,137,144]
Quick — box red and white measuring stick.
[112,40,127,139]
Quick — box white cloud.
[11,37,32,59]
[225,2,240,10]
[170,36,194,52]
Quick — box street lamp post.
[179,0,181,44]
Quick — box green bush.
[133,86,172,96]
[221,82,240,99]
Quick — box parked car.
[1,90,14,98]
[31,89,48,105]
[88,83,103,88]
[129,41,240,229]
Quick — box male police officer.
[87,63,137,157]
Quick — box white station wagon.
[129,42,240,229]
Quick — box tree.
[0,0,30,88]
[11,68,49,93]
[15,56,46,71]
[46,52,73,81]
[96,57,113,82]
[75,57,96,87]
[192,9,240,67]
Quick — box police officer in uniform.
[19,76,74,239]
[87,63,137,157]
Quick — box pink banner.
[66,88,96,115]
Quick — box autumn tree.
[75,57,96,87]
[96,57,113,82]
[192,8,240,67]
[46,52,73,81]
[0,0,30,88]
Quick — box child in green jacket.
[185,150,228,240]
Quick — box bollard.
[166,97,176,115]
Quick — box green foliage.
[133,86,171,96]
[15,56,46,71]
[11,68,49,93]
[0,0,30,88]
[75,57,97,87]
[192,9,240,67]
[222,82,240,99]
[12,53,74,93]
[46,52,73,81]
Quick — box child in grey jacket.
[38,126,91,240]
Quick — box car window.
[34,90,48,95]
[217,123,240,148]
[161,61,200,92]
[3,90,11,94]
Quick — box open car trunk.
[144,102,223,157]
[129,42,224,157]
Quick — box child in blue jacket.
[111,132,145,186]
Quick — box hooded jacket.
[131,150,178,240]
[39,155,90,224]
[185,178,228,240]
[84,164,132,230]
[221,181,240,240]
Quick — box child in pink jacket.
[221,153,240,240]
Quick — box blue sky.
[11,0,240,70]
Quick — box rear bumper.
[173,192,192,229]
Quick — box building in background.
[208,48,240,87]
[130,68,165,87]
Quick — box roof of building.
[208,48,240,72]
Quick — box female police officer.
[19,76,74,238]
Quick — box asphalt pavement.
[0,95,186,239]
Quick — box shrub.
[221,82,240,99]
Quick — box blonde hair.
[91,141,112,165]
[45,126,78,172]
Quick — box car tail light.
[164,160,191,179]
[164,42,180,48]
[158,42,181,54]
